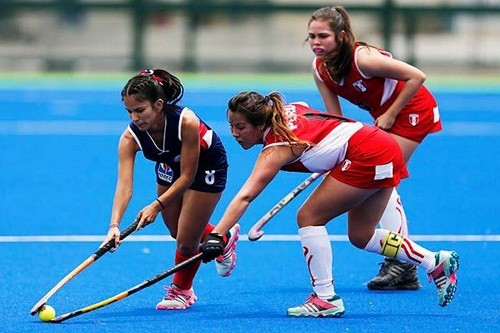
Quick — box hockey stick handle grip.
[95,219,140,257]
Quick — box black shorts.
[155,161,227,194]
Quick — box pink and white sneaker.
[428,250,460,307]
[215,224,240,277]
[155,284,197,310]
[287,293,345,317]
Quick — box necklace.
[145,116,168,153]
[161,116,167,152]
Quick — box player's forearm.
[387,77,424,117]
[157,173,193,206]
[110,189,132,226]
[214,197,250,235]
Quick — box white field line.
[0,234,499,243]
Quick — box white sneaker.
[155,284,197,310]
[215,224,240,277]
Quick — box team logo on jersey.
[157,163,174,183]
[352,80,367,92]
[408,114,419,126]
[283,104,299,130]
[341,159,352,171]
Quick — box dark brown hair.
[308,6,367,82]
[121,69,184,107]
[227,91,307,147]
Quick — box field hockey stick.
[30,219,140,316]
[247,172,323,241]
[49,252,203,323]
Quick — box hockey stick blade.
[48,253,202,323]
[30,219,140,315]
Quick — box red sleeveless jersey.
[313,45,441,142]
[262,103,363,173]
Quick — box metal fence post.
[131,0,146,70]
[382,0,394,52]
[181,0,202,72]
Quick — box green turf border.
[0,72,498,92]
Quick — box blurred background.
[1,0,499,234]
[1,5,499,331]
[1,0,499,230]
[1,0,499,75]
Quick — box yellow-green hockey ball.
[38,305,56,322]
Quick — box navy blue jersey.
[128,105,228,193]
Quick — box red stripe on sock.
[395,207,403,234]
[303,246,316,286]
[401,242,423,264]
[402,238,425,258]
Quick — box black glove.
[200,233,226,263]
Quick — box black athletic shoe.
[367,258,422,290]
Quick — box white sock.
[378,189,408,237]
[363,228,436,272]
[298,226,335,299]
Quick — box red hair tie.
[151,75,163,85]
[138,69,163,85]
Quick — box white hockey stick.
[247,172,323,241]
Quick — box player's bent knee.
[177,244,199,256]
[296,208,329,228]
[296,208,310,226]
[348,233,370,249]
